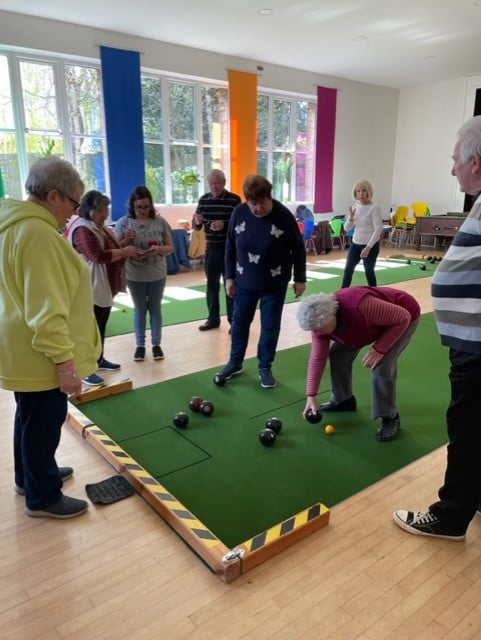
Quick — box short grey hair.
[25,156,84,201]
[208,169,226,183]
[457,115,481,163]
[297,293,339,331]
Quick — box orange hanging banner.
[227,69,257,198]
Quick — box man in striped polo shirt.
[394,115,481,540]
[193,169,241,332]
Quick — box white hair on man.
[457,115,481,163]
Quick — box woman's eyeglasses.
[66,195,80,211]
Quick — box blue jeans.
[230,285,287,369]
[342,241,380,288]
[127,279,166,347]
[14,388,67,509]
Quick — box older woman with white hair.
[0,156,101,518]
[297,285,420,441]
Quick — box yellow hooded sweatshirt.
[0,198,101,391]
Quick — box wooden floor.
[2,246,481,639]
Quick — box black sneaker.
[152,346,164,360]
[215,362,243,383]
[134,347,145,361]
[97,357,121,371]
[320,396,357,412]
[26,495,88,519]
[259,368,276,388]
[15,466,74,496]
[377,413,401,441]
[393,509,465,541]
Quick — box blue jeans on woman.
[230,285,287,370]
[127,279,166,347]
[14,388,67,509]
[342,241,380,288]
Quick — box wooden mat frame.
[67,399,330,583]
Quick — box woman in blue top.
[115,186,173,362]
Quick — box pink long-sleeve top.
[306,286,420,397]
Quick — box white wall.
[392,79,468,214]
[4,10,479,219]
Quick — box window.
[257,92,316,203]
[201,85,229,180]
[1,46,316,205]
[0,50,107,199]
[141,75,230,203]
[65,65,106,194]
[142,75,165,203]
[0,54,21,198]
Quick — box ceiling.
[3,0,481,89]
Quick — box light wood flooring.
[2,246,481,639]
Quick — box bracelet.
[59,369,78,377]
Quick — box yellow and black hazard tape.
[67,405,220,547]
[240,502,330,552]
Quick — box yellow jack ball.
[121,307,127,313]
[324,424,335,435]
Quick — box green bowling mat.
[106,257,436,336]
[81,313,448,547]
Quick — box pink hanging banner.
[314,86,337,213]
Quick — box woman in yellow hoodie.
[0,157,101,519]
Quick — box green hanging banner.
[0,166,5,199]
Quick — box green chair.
[329,218,345,250]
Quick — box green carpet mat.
[82,313,448,547]
[106,257,436,337]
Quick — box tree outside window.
[257,92,316,203]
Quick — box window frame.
[1,46,317,205]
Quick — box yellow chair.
[411,200,430,218]
[389,205,413,247]
[410,201,431,247]
[406,200,429,225]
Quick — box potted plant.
[172,167,201,203]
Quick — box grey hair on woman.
[25,156,84,200]
[297,293,339,331]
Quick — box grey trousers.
[328,318,419,419]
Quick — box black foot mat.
[85,475,135,504]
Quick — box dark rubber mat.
[85,475,135,504]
